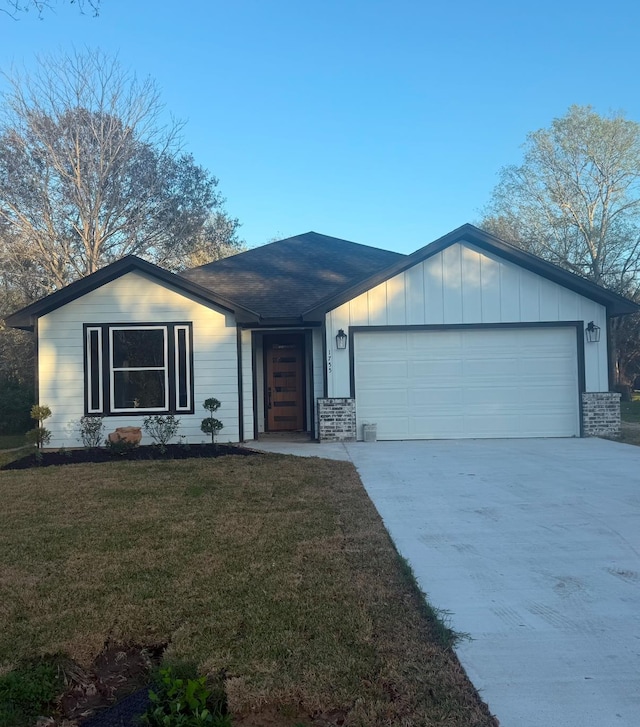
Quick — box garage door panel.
[462,358,520,377]
[518,359,574,377]
[375,417,410,439]
[462,388,522,406]
[407,360,464,378]
[412,387,464,406]
[410,330,460,350]
[358,332,408,352]
[358,359,409,375]
[357,388,409,408]
[354,327,580,440]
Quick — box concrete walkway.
[248,437,640,727]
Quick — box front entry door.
[265,337,305,431]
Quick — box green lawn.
[0,434,28,450]
[621,399,640,423]
[0,455,496,727]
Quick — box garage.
[353,326,581,440]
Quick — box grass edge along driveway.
[0,454,496,726]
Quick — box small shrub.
[141,665,231,727]
[25,426,52,449]
[79,415,105,448]
[201,398,223,444]
[143,414,181,451]
[105,437,139,457]
[26,403,52,450]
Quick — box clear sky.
[1,0,640,253]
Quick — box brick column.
[582,392,621,437]
[317,398,356,442]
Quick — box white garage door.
[354,327,580,440]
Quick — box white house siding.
[326,241,609,397]
[241,328,253,440]
[38,270,239,447]
[312,327,324,436]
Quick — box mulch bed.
[57,643,165,725]
[1,443,258,470]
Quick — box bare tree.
[481,105,640,389]
[0,49,239,294]
[482,105,640,294]
[1,1,99,18]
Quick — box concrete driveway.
[252,437,640,727]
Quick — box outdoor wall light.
[585,321,601,343]
[336,329,348,350]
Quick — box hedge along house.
[6,224,638,446]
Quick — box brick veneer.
[582,392,621,437]
[317,398,356,442]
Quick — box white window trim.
[109,325,170,413]
[174,324,192,412]
[86,326,103,414]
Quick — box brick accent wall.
[582,392,621,437]
[317,398,356,442]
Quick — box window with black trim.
[84,323,193,415]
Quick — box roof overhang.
[302,224,640,320]
[5,255,261,331]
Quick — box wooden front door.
[265,337,305,431]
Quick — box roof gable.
[302,224,639,319]
[5,256,260,330]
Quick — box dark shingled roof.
[180,231,406,320]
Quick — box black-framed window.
[84,323,193,415]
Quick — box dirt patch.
[53,645,348,727]
[1,443,257,470]
[53,643,165,724]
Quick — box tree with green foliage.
[0,285,34,434]
[482,105,640,389]
[200,398,223,444]
[26,404,51,449]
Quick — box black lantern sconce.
[585,321,601,343]
[335,329,348,350]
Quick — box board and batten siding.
[38,270,239,447]
[326,241,609,397]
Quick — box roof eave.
[4,256,261,329]
[238,316,324,328]
[3,313,35,331]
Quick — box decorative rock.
[108,427,142,445]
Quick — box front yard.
[0,454,496,726]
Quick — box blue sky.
[2,0,640,253]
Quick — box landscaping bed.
[1,443,256,470]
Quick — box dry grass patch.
[0,455,496,726]
[613,422,640,446]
